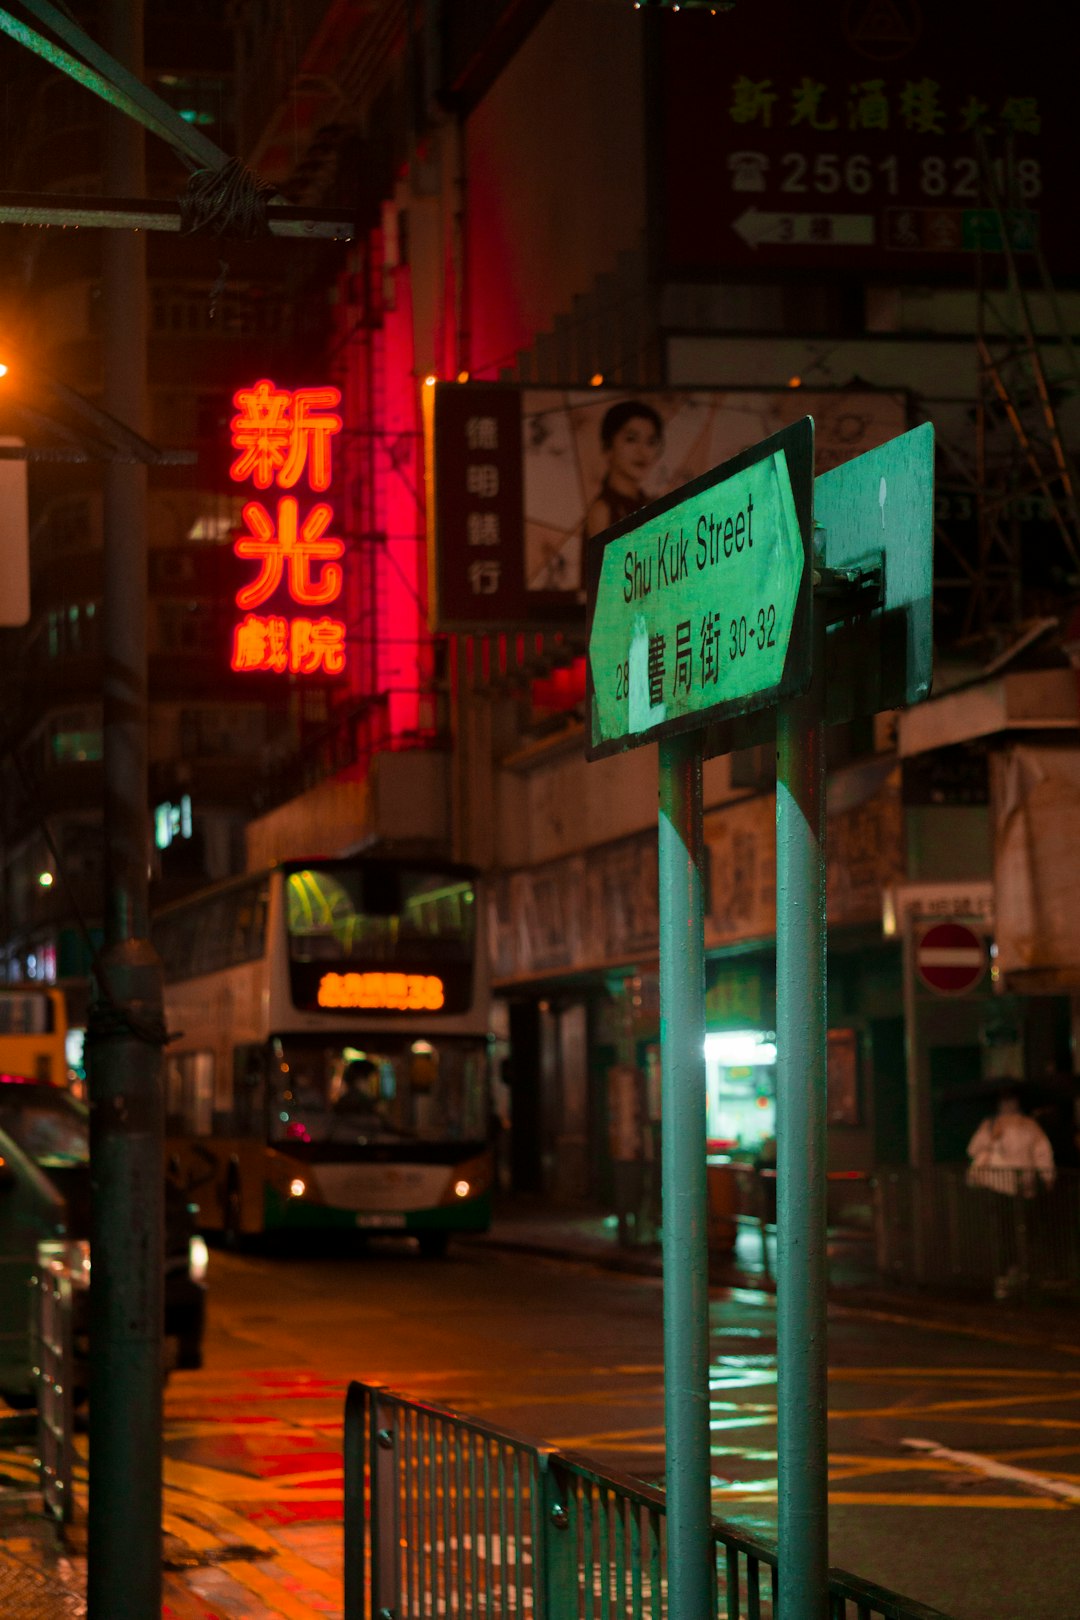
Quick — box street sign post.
[586,416,934,1620]
[587,418,814,758]
[586,416,814,1619]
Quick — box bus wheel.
[417,1232,449,1260]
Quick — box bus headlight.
[453,1179,471,1199]
[289,1177,306,1199]
[188,1235,209,1284]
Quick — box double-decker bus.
[153,857,493,1255]
[0,986,69,1088]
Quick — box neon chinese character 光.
[234,498,345,609]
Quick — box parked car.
[0,1076,206,1408]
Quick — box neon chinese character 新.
[278,387,343,491]
[230,379,343,491]
[230,379,293,488]
[234,498,345,609]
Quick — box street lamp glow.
[37,871,54,888]
[0,363,8,379]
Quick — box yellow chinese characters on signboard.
[317,971,447,1012]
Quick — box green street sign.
[586,419,814,758]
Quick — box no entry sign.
[915,921,987,995]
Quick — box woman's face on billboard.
[608,417,661,486]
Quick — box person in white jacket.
[966,1089,1056,1197]
[966,1088,1056,1298]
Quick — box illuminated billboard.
[657,1,1073,277]
[425,381,907,632]
[228,378,348,677]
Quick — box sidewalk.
[465,1195,1080,1348]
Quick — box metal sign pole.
[657,731,713,1620]
[775,649,828,1620]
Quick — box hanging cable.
[177,158,277,239]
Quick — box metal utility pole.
[657,732,713,1619]
[87,0,166,1612]
[775,661,829,1620]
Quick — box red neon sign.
[228,378,347,677]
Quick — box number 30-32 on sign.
[585,417,815,760]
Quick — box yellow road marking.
[998,1444,1080,1462]
[162,1484,342,1601]
[163,1455,340,1502]
[830,1386,1080,1420]
[831,1491,1067,1509]
[162,1511,221,1553]
[833,1303,1080,1359]
[216,1556,331,1620]
[827,1366,1070,1381]
[711,1490,1068,1509]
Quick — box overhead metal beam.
[1,0,228,171]
[0,190,354,240]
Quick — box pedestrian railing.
[344,1380,951,1619]
[32,1239,88,1525]
[874,1165,1080,1299]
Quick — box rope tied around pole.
[177,158,276,239]
[84,997,170,1051]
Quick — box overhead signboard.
[423,382,905,634]
[227,378,348,679]
[586,418,814,759]
[657,1,1075,279]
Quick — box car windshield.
[0,1083,89,1167]
[268,1036,489,1145]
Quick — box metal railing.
[875,1165,1080,1299]
[344,1380,950,1620]
[32,1240,88,1525]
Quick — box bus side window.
[186,1052,214,1136]
[232,1045,266,1138]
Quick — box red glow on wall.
[228,379,347,677]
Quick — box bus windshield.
[269,1035,489,1146]
[285,864,475,966]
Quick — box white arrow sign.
[733,208,875,249]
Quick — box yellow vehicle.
[0,986,68,1089]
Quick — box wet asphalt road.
[178,1237,1080,1620]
